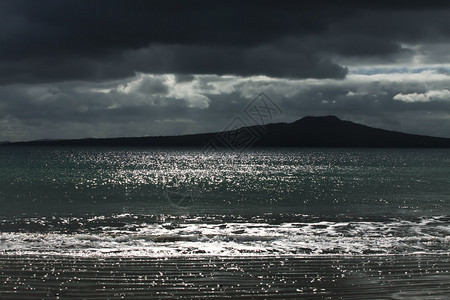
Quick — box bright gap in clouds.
[394,90,450,103]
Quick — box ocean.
[0,147,449,298]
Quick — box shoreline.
[1,254,449,299]
[1,251,450,259]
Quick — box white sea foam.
[1,215,448,257]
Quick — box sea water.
[0,147,449,257]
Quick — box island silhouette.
[3,116,450,148]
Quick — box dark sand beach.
[1,254,449,299]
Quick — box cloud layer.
[1,70,450,141]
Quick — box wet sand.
[1,254,449,299]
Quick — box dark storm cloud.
[1,0,450,83]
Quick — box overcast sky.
[1,0,450,142]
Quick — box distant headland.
[3,116,450,148]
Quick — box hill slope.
[3,116,450,148]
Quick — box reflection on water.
[1,147,449,217]
[0,147,449,257]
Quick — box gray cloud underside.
[1,1,450,82]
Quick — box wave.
[0,214,448,257]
